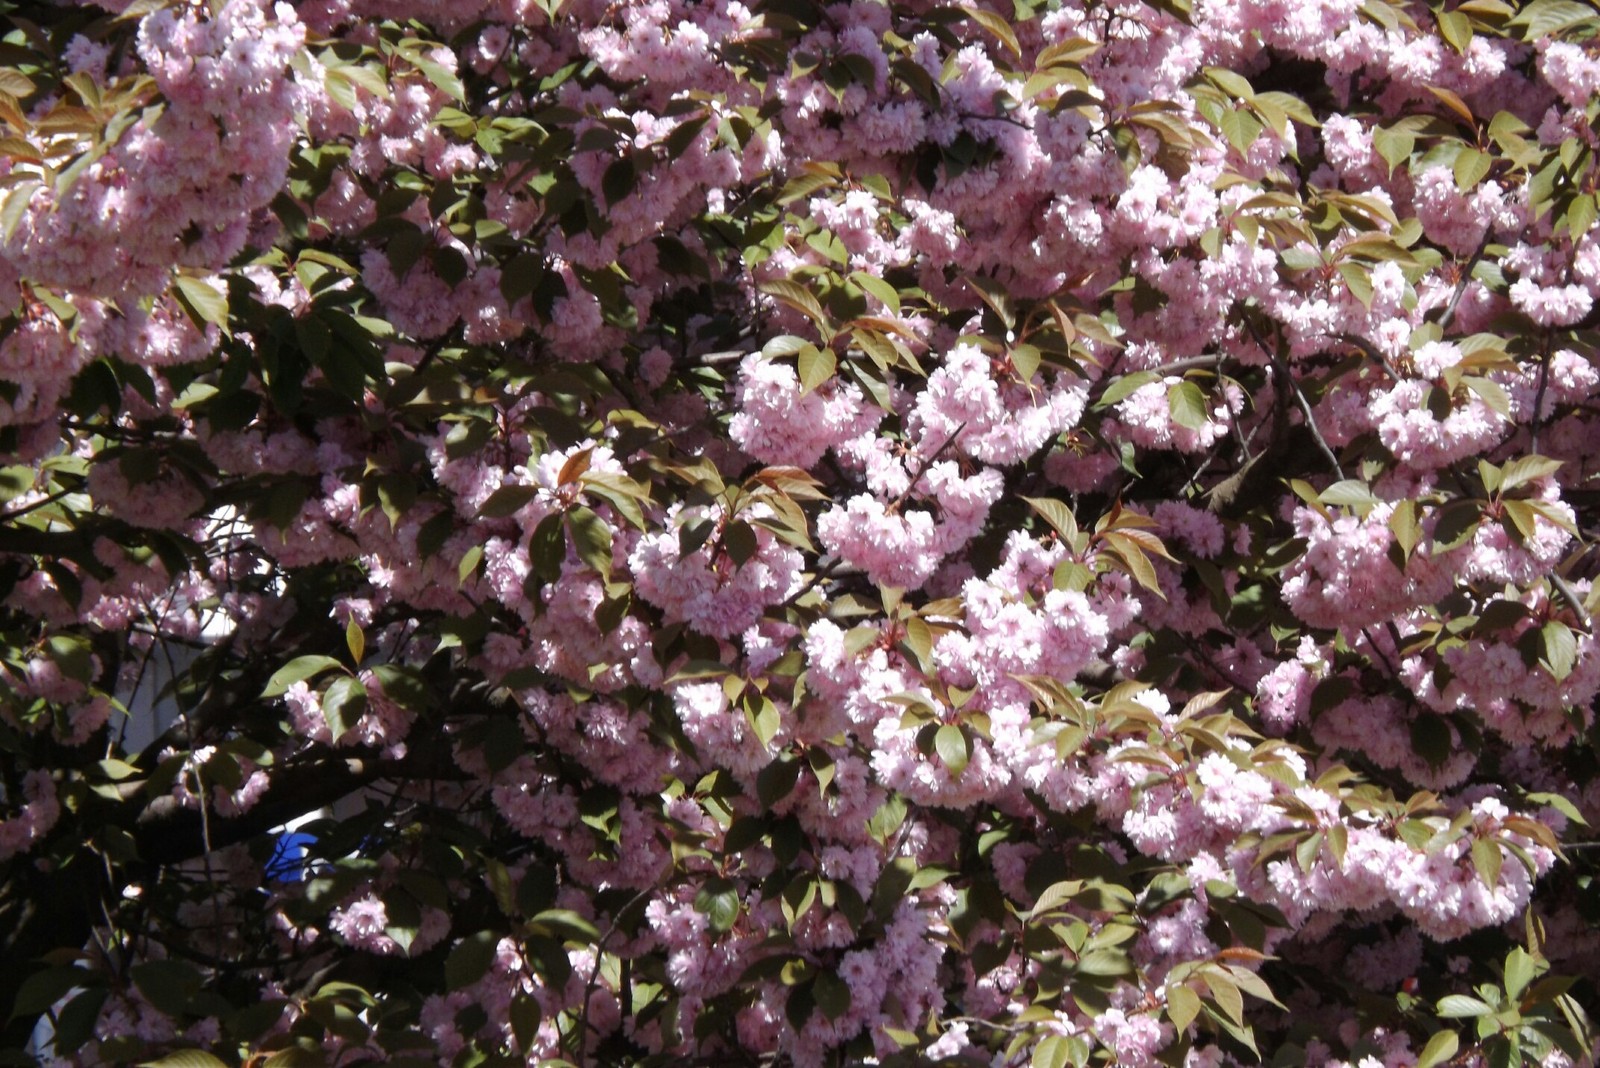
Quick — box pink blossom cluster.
[4,0,304,302]
[4,0,1600,1065]
[0,770,61,862]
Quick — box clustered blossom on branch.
[1,0,1599,1066]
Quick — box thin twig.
[1550,573,1592,633]
[1247,321,1345,479]
[1434,237,1489,334]
[1530,332,1553,453]
[1085,354,1220,410]
[0,487,73,524]
[946,1015,1035,1036]
[1360,627,1401,678]
[576,884,656,1066]
[1335,332,1404,382]
[1177,633,1255,693]
[884,422,967,514]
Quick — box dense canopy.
[2,0,1600,1065]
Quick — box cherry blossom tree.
[2,0,1599,1065]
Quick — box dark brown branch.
[132,747,468,866]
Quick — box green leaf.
[131,960,203,1017]
[1228,965,1286,1008]
[1506,0,1599,39]
[1432,501,1482,551]
[1417,1030,1460,1068]
[1167,983,1202,1033]
[744,693,780,748]
[867,794,907,843]
[1471,837,1503,889]
[907,865,955,892]
[567,506,613,576]
[1203,971,1244,1024]
[777,171,837,205]
[1540,620,1577,681]
[761,279,831,337]
[582,471,650,530]
[1566,192,1598,242]
[530,512,566,585]
[1103,531,1163,595]
[138,1054,230,1068]
[797,343,836,393]
[263,655,344,698]
[172,276,230,335]
[1024,496,1080,540]
[400,51,464,100]
[850,271,901,314]
[1096,369,1160,409]
[1499,455,1562,492]
[602,157,637,206]
[1206,67,1255,100]
[1373,125,1415,174]
[1280,246,1324,271]
[1504,947,1537,1001]
[1410,715,1453,769]
[1437,994,1494,1018]
[1339,261,1375,307]
[0,465,34,504]
[1033,1035,1071,1068]
[1076,948,1132,977]
[1389,499,1422,559]
[509,991,542,1055]
[1219,108,1263,156]
[477,484,538,518]
[52,988,109,1056]
[1320,480,1377,511]
[805,228,848,265]
[444,931,499,991]
[322,675,367,741]
[762,334,810,359]
[528,909,600,941]
[935,723,970,778]
[1167,379,1211,431]
[345,616,365,665]
[814,970,851,1020]
[962,4,1021,57]
[1295,830,1324,872]
[457,544,484,586]
[781,874,819,930]
[45,634,95,685]
[9,967,96,1021]
[1438,9,1474,53]
[1464,376,1510,418]
[1010,343,1042,383]
[758,757,802,808]
[1454,146,1491,191]
[694,879,741,933]
[1526,791,1588,826]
